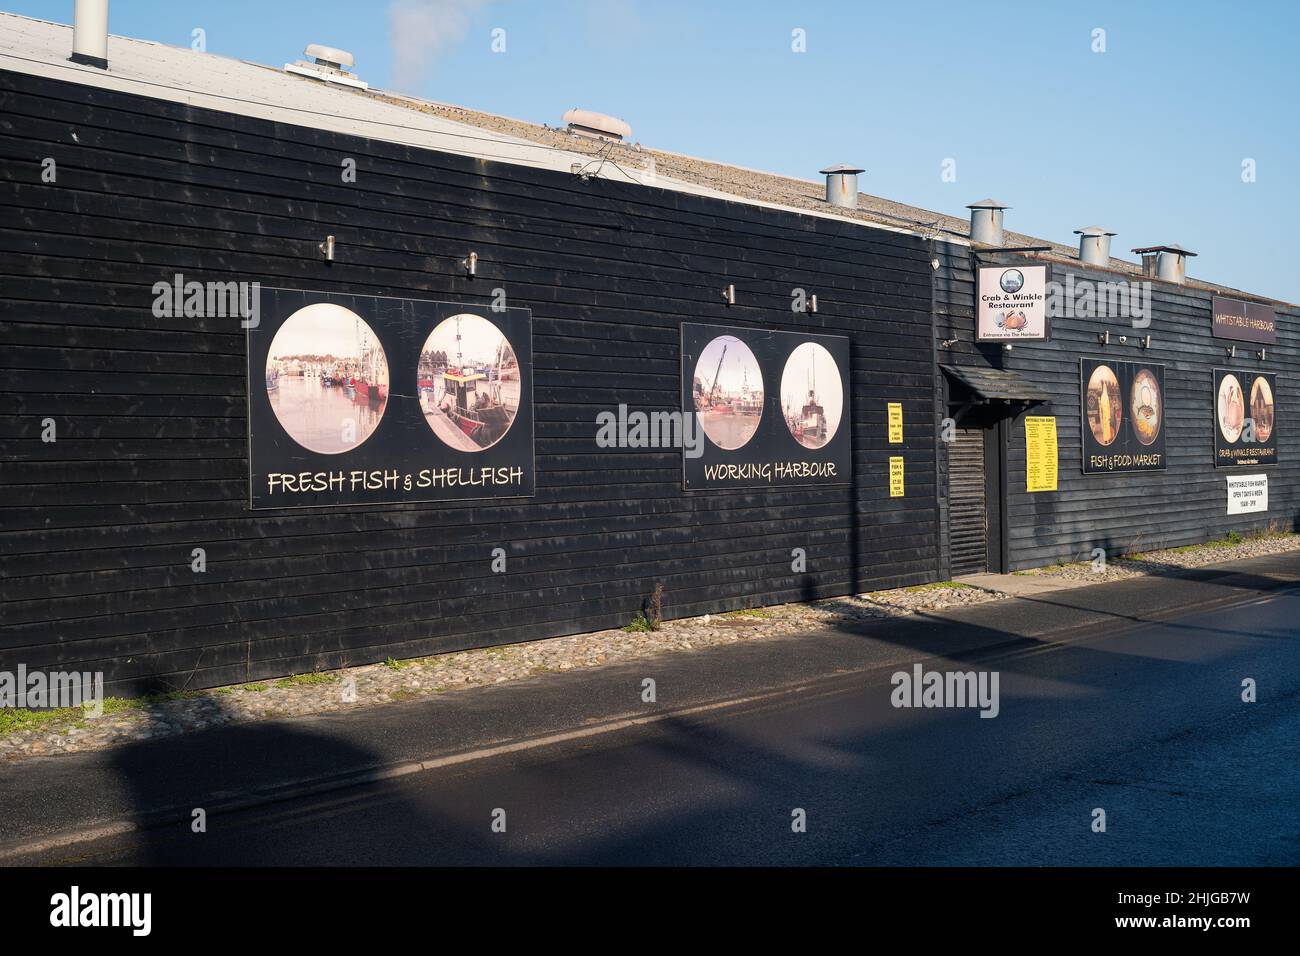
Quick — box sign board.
[889,457,905,497]
[1213,369,1277,467]
[887,402,903,444]
[1080,358,1166,474]
[977,265,1049,342]
[681,324,851,489]
[1226,474,1268,515]
[248,289,535,508]
[1024,416,1058,492]
[1211,296,1276,344]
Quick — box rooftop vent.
[967,199,1009,247]
[284,44,368,90]
[1075,226,1117,267]
[563,109,632,142]
[1132,244,1197,285]
[70,0,110,70]
[820,165,864,210]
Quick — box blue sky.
[11,0,1300,301]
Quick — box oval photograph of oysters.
[1129,368,1162,446]
[1218,373,1245,444]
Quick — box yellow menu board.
[887,402,903,443]
[1025,416,1058,492]
[889,456,905,497]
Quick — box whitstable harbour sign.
[977,265,1048,342]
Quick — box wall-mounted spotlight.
[930,258,941,271]
[939,338,958,348]
[1098,329,1110,345]
[1227,344,1236,358]
[1118,334,1128,345]
[1002,343,1013,352]
[460,251,478,277]
[809,294,818,313]
[1139,335,1152,349]
[1258,347,1267,361]
[722,283,736,306]
[319,235,336,261]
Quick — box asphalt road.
[23,572,1300,866]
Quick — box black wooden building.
[1,13,1294,692]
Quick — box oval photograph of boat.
[1130,367,1162,446]
[692,335,764,450]
[1250,376,1275,442]
[266,302,389,454]
[1085,363,1121,447]
[419,313,521,451]
[1218,373,1245,443]
[780,341,844,449]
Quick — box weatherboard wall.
[935,244,1300,571]
[0,69,939,693]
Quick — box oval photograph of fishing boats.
[780,341,843,449]
[265,303,389,454]
[693,334,764,450]
[1218,373,1245,443]
[1129,367,1163,446]
[1085,363,1122,447]
[419,313,521,451]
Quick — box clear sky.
[11,0,1299,301]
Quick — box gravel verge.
[0,581,998,762]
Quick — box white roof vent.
[563,108,631,142]
[285,43,367,90]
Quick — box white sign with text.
[1226,473,1268,514]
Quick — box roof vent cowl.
[70,0,110,70]
[967,199,1009,246]
[1075,226,1117,267]
[820,165,864,210]
[1132,244,1198,285]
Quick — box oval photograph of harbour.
[1085,363,1122,447]
[266,303,389,454]
[780,342,843,449]
[693,335,764,450]
[419,313,521,451]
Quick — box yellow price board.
[889,456,905,497]
[887,402,903,443]
[1025,416,1058,492]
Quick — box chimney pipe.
[967,199,1008,246]
[70,0,109,70]
[820,165,864,210]
[1075,226,1117,267]
[1132,245,1197,285]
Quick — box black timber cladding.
[0,70,938,693]
[936,241,1300,571]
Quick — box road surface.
[14,565,1300,866]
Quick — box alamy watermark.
[152,273,260,328]
[596,404,704,458]
[1047,275,1151,326]
[891,664,1000,718]
[1,665,104,717]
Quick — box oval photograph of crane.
[265,302,389,454]
[418,313,521,451]
[780,341,844,449]
[692,334,764,450]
